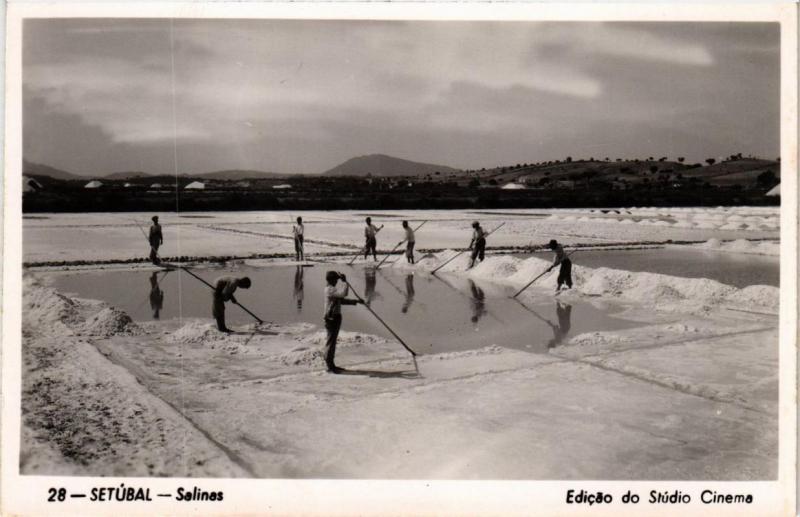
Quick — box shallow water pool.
[515,246,779,288]
[51,265,639,355]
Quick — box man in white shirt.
[323,271,363,373]
[292,216,305,262]
[363,217,383,261]
[399,220,416,264]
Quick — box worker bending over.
[212,276,252,332]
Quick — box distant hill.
[323,154,460,177]
[23,160,84,181]
[470,157,779,189]
[193,169,287,181]
[104,171,153,180]
[679,159,779,186]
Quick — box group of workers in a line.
[147,215,574,373]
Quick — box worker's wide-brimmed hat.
[548,239,558,249]
[326,271,340,283]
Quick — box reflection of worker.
[149,271,164,319]
[468,221,486,268]
[399,221,416,264]
[468,279,487,323]
[293,265,304,312]
[293,217,305,262]
[364,267,379,306]
[212,276,252,332]
[546,302,572,348]
[364,217,383,261]
[402,274,415,313]
[149,215,163,265]
[547,239,573,292]
[323,271,364,373]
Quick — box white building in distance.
[23,176,43,192]
[766,184,780,197]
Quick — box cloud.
[22,20,776,174]
[24,21,712,146]
[533,24,714,66]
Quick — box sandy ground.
[23,207,779,264]
[20,220,779,479]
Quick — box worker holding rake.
[148,215,163,265]
[292,216,305,262]
[399,220,416,264]
[364,217,383,261]
[212,275,252,332]
[547,239,573,292]
[323,271,364,373]
[468,221,487,268]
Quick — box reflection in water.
[364,267,380,307]
[56,266,636,354]
[468,279,487,324]
[547,302,572,349]
[149,271,164,320]
[293,266,304,312]
[402,274,415,313]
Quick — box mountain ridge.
[322,153,460,177]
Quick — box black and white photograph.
[2,2,797,516]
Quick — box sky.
[23,19,780,176]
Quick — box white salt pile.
[696,238,779,256]
[426,251,778,312]
[23,278,144,338]
[168,320,235,345]
[23,281,81,332]
[725,285,780,311]
[81,307,141,337]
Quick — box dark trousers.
[365,236,377,260]
[557,258,573,289]
[149,243,160,264]
[324,314,342,369]
[470,238,486,265]
[212,294,226,330]
[294,236,304,260]
[406,241,415,263]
